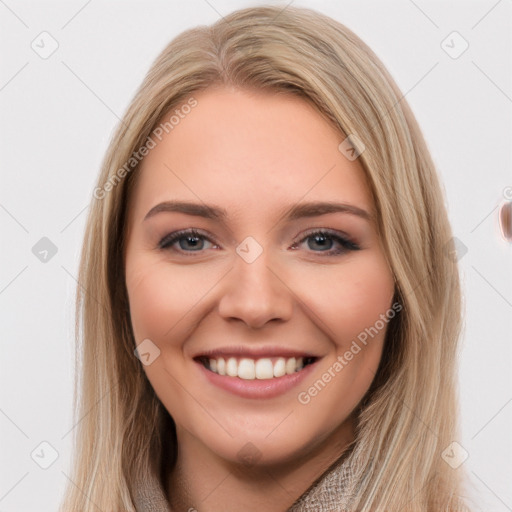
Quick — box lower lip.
[195,360,319,399]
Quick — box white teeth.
[226,357,238,377]
[206,356,309,379]
[285,357,296,374]
[238,358,256,380]
[273,357,286,377]
[255,358,273,379]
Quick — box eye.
[158,229,217,254]
[158,228,360,257]
[291,229,360,256]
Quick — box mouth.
[192,348,320,399]
[195,355,318,380]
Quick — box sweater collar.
[133,452,355,512]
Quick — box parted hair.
[59,5,470,511]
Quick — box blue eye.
[293,229,360,255]
[158,229,360,256]
[159,229,215,253]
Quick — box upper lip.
[193,346,320,360]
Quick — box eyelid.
[292,228,360,254]
[158,228,216,250]
[294,227,355,244]
[158,227,360,255]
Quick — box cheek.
[125,257,189,342]
[293,256,394,427]
[125,254,226,343]
[293,252,395,347]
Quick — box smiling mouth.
[195,355,318,380]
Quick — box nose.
[217,248,294,330]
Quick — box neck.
[166,417,355,512]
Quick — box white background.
[1,1,511,510]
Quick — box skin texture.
[124,86,395,511]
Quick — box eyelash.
[158,228,360,257]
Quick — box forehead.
[130,86,373,223]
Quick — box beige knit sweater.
[133,453,355,512]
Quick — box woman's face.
[124,86,395,466]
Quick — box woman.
[60,5,471,511]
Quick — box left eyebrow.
[143,200,373,223]
[284,201,373,223]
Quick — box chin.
[190,414,345,470]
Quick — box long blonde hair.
[60,5,469,511]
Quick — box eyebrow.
[143,200,373,223]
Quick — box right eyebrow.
[144,201,227,222]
